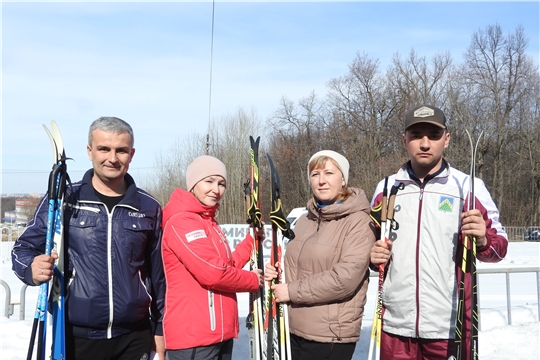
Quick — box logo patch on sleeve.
[185,230,206,242]
[438,196,454,213]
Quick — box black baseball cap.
[405,105,447,130]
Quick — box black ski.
[266,154,294,360]
[245,136,264,360]
[453,130,483,360]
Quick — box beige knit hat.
[186,155,227,191]
[308,150,349,185]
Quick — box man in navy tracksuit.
[12,117,165,360]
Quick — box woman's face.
[309,159,345,205]
[192,175,226,206]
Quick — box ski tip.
[250,135,261,146]
[266,153,273,165]
[43,124,58,164]
[50,120,64,155]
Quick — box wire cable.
[206,0,215,155]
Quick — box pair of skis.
[366,131,482,360]
[245,136,265,360]
[367,178,400,360]
[245,136,294,360]
[27,121,68,360]
[452,130,483,360]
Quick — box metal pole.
[20,284,28,320]
[537,272,540,322]
[0,279,12,318]
[506,272,512,325]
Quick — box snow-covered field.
[1,241,538,359]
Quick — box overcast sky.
[2,0,538,195]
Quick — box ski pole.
[29,146,63,360]
[27,121,70,360]
[368,179,400,360]
[367,177,388,360]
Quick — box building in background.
[14,198,41,225]
[1,197,41,225]
[2,211,16,224]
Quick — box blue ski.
[27,120,69,360]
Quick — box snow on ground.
[1,241,538,359]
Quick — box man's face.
[402,123,450,173]
[87,129,135,186]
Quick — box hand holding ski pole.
[370,240,392,267]
[252,268,265,288]
[264,262,278,282]
[460,209,487,247]
[253,223,266,239]
[30,252,59,285]
[270,283,290,303]
[264,262,290,302]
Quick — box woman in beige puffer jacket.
[265,150,375,360]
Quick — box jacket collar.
[162,188,219,225]
[78,169,140,209]
[398,159,450,186]
[306,187,370,221]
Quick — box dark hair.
[88,117,134,146]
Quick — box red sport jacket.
[161,188,259,350]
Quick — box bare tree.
[208,107,263,224]
[390,49,453,107]
[326,52,404,192]
[147,24,539,227]
[460,24,537,213]
[146,132,207,206]
[146,107,263,224]
[267,93,328,213]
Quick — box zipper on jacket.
[415,187,424,338]
[316,207,322,231]
[295,208,322,281]
[102,202,139,338]
[208,290,216,331]
[106,207,114,339]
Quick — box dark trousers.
[290,333,356,360]
[65,327,152,360]
[166,339,234,360]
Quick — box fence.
[0,279,28,320]
[368,266,539,330]
[476,266,540,328]
[3,266,539,328]
[505,226,539,242]
[3,226,537,242]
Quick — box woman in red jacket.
[161,155,264,360]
